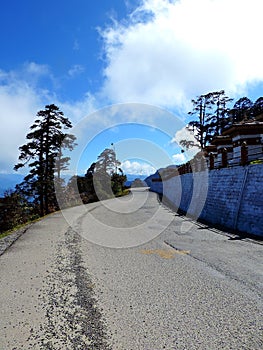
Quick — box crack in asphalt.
[164,239,263,301]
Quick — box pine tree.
[14,104,76,216]
[95,148,121,175]
[187,92,215,149]
[93,148,122,200]
[206,90,233,136]
[183,91,232,150]
[251,97,263,117]
[228,97,253,123]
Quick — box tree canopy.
[251,97,263,117]
[228,97,253,123]
[185,90,232,149]
[183,92,261,150]
[95,148,121,175]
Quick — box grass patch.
[0,231,11,240]
[250,160,263,165]
[115,189,131,197]
[0,216,42,240]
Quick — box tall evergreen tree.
[54,133,77,180]
[206,90,233,136]
[93,148,123,200]
[95,148,121,175]
[187,93,211,149]
[187,92,219,149]
[251,97,263,117]
[14,104,76,216]
[183,91,233,150]
[228,97,253,123]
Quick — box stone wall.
[146,164,263,237]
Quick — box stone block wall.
[147,164,263,237]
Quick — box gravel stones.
[0,225,31,256]
[29,227,111,349]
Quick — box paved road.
[0,189,262,349]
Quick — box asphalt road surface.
[0,189,262,349]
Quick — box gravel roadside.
[0,223,33,256]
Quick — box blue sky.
[1,0,263,176]
[0,0,132,101]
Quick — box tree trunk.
[39,133,44,217]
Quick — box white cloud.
[171,126,196,145]
[0,63,57,172]
[0,65,97,173]
[24,62,50,76]
[101,0,263,108]
[171,126,200,158]
[60,92,97,123]
[68,64,85,78]
[73,39,80,51]
[172,153,185,164]
[121,160,156,175]
[0,82,43,172]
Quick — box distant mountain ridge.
[0,174,24,196]
[124,174,147,187]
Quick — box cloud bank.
[121,160,156,176]
[172,153,186,164]
[0,64,97,172]
[0,76,42,172]
[101,0,263,108]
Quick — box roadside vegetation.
[0,105,127,235]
